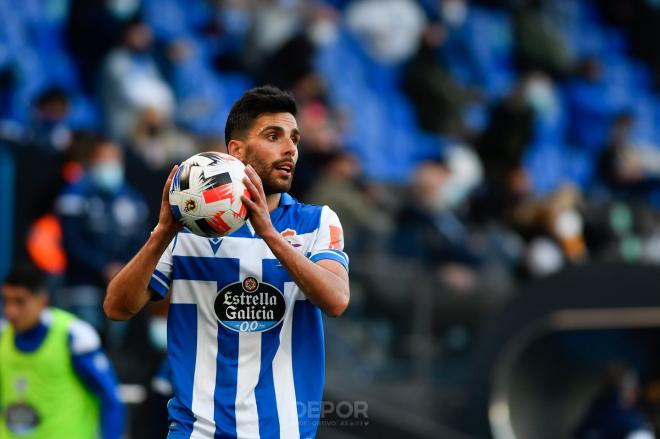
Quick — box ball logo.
[183,198,198,214]
[215,277,285,333]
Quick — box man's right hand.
[105,165,182,320]
[154,165,183,239]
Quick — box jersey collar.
[279,192,295,206]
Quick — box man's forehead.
[2,284,32,297]
[251,112,298,132]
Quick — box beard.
[248,159,295,195]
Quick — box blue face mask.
[90,162,124,193]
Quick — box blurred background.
[2,0,660,438]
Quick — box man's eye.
[268,134,277,141]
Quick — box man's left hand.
[242,165,276,238]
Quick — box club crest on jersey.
[214,276,286,333]
[281,228,302,249]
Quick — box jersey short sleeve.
[309,206,349,272]
[148,236,176,300]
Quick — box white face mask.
[90,161,124,193]
[442,0,468,27]
[308,19,338,47]
[431,146,483,211]
[106,0,140,19]
[525,78,556,116]
[432,178,469,212]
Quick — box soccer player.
[105,86,350,438]
[0,264,125,438]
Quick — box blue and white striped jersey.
[148,193,349,439]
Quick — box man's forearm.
[104,228,174,320]
[262,230,349,317]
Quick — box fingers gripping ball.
[169,152,250,237]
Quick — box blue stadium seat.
[68,93,102,130]
[143,0,189,41]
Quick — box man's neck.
[15,318,44,336]
[266,193,282,212]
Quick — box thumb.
[162,165,179,203]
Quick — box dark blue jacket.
[55,176,149,287]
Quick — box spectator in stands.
[512,0,575,77]
[55,136,148,337]
[472,72,563,223]
[284,68,346,197]
[346,0,427,64]
[597,112,660,200]
[436,0,484,86]
[66,0,140,92]
[100,20,174,141]
[575,363,655,439]
[205,0,253,74]
[476,74,535,189]
[403,23,476,138]
[306,149,393,254]
[392,152,483,291]
[256,5,339,90]
[289,111,340,197]
[128,107,198,170]
[0,263,124,438]
[258,33,317,92]
[511,185,588,278]
[27,87,72,152]
[243,0,309,70]
[565,58,617,152]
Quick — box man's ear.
[227,139,245,161]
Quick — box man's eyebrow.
[257,125,285,135]
[257,125,301,137]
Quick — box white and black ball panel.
[169,152,249,238]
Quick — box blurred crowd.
[3,0,660,433]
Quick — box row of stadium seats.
[1,0,660,192]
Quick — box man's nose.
[282,137,297,157]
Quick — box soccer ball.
[169,152,250,237]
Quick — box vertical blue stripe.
[213,257,241,439]
[167,303,198,437]
[214,325,239,439]
[172,255,242,438]
[292,300,325,438]
[255,325,282,439]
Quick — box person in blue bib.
[0,264,125,439]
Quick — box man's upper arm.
[309,206,350,272]
[147,236,176,300]
[315,259,349,284]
